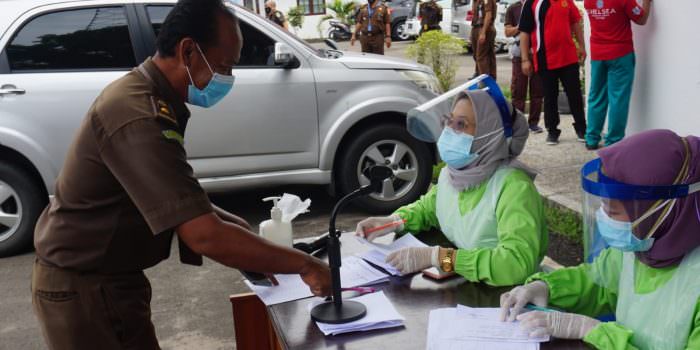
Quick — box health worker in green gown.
[356,79,548,287]
[500,129,700,350]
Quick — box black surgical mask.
[265,7,271,14]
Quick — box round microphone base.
[310,300,367,324]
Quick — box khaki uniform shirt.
[357,3,391,35]
[34,58,213,273]
[268,10,286,27]
[420,1,443,29]
[472,0,497,27]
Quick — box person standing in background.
[505,0,544,134]
[419,0,443,35]
[518,0,587,146]
[265,1,289,30]
[470,0,497,78]
[351,0,392,54]
[584,0,652,150]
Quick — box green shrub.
[287,6,305,31]
[406,31,466,92]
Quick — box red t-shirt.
[519,0,582,72]
[585,0,645,61]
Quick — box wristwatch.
[440,248,454,273]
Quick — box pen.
[364,219,407,235]
[525,304,556,313]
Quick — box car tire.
[0,163,46,257]
[337,123,433,214]
[392,19,411,41]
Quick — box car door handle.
[0,85,26,96]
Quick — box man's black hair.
[157,0,237,57]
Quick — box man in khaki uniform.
[351,0,391,55]
[470,0,497,78]
[265,0,288,30]
[419,0,443,35]
[31,1,331,349]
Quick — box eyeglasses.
[440,114,471,134]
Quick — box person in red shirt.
[584,0,652,150]
[518,0,587,146]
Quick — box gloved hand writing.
[518,311,600,339]
[500,281,549,321]
[385,246,439,275]
[355,214,404,241]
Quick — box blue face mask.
[596,207,655,252]
[437,127,478,169]
[186,44,235,108]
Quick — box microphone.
[310,165,394,324]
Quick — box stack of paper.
[309,291,405,335]
[426,306,547,350]
[356,234,428,275]
[245,256,389,306]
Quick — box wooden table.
[231,232,590,350]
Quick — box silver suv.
[0,0,441,257]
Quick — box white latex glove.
[517,311,600,339]
[499,281,550,321]
[355,214,404,241]
[385,246,439,275]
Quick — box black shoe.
[529,125,544,134]
[586,143,600,151]
[576,131,586,143]
[546,133,560,145]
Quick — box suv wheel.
[392,19,411,41]
[337,123,433,213]
[0,163,46,257]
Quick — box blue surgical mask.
[596,207,655,252]
[185,44,235,108]
[437,127,478,169]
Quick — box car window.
[6,7,136,71]
[146,5,172,37]
[237,20,277,68]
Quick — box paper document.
[356,234,428,275]
[246,256,389,306]
[426,306,547,350]
[310,291,405,335]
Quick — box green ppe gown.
[393,167,548,286]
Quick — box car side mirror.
[324,39,339,50]
[274,42,298,68]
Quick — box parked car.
[0,0,442,257]
[404,0,454,38]
[385,0,417,41]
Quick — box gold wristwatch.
[440,248,454,273]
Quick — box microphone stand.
[310,166,392,324]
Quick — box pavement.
[0,40,592,350]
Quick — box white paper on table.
[356,234,429,275]
[426,307,547,350]
[309,291,405,336]
[245,256,389,306]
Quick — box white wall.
[585,1,699,137]
[271,0,334,39]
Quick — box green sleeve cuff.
[583,322,637,350]
[392,185,439,233]
[454,249,478,281]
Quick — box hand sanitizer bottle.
[259,196,293,247]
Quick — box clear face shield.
[581,158,700,265]
[406,74,513,143]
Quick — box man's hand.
[577,46,587,64]
[351,35,356,46]
[479,31,486,45]
[385,37,392,48]
[521,59,533,77]
[299,256,332,297]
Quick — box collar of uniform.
[139,57,191,122]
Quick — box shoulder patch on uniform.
[151,96,177,125]
[162,129,184,146]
